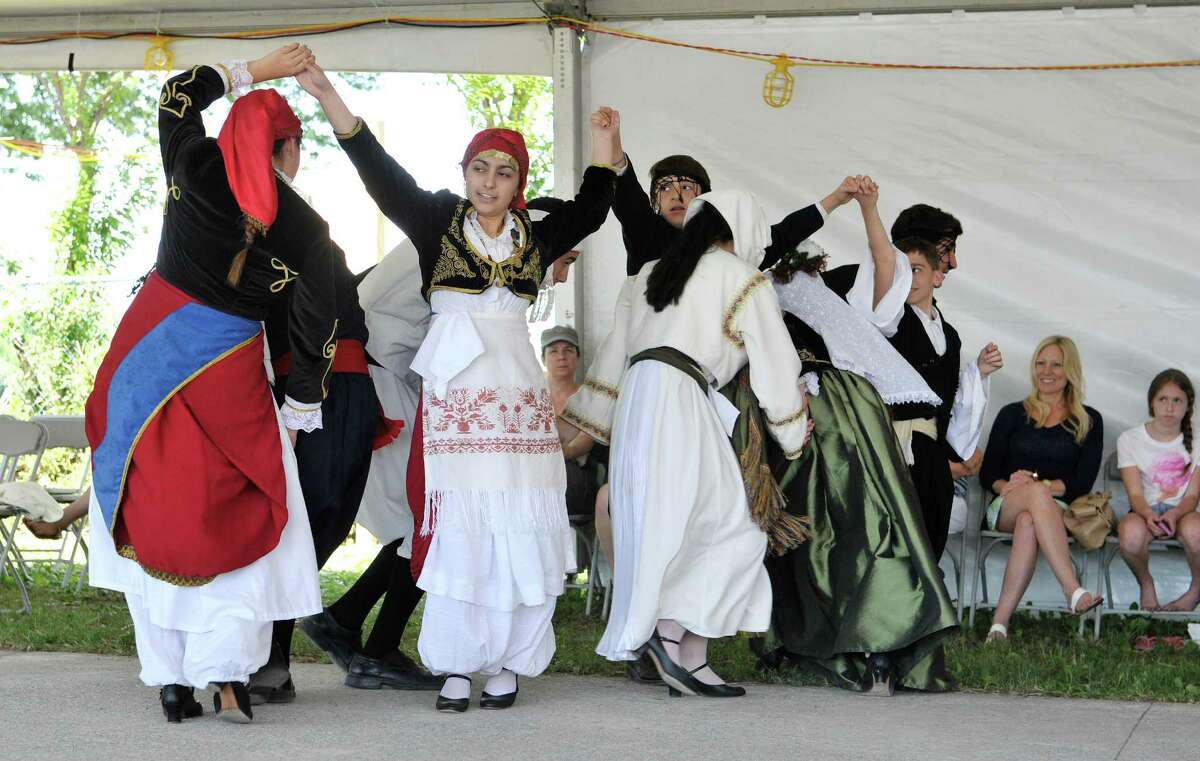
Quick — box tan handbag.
[1063,492,1116,550]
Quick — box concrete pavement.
[0,650,1192,761]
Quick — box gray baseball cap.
[540,325,580,353]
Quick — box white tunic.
[568,191,809,661]
[411,211,574,677]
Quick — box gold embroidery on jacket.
[431,236,474,287]
[117,545,216,587]
[320,319,339,397]
[269,258,299,293]
[767,407,807,427]
[158,66,200,118]
[162,176,181,215]
[722,273,769,348]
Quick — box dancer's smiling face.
[464,154,519,217]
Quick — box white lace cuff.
[281,395,323,432]
[800,371,821,397]
[216,59,253,96]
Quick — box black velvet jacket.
[154,64,337,405]
[265,242,368,367]
[613,156,826,276]
[336,122,616,303]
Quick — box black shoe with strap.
[862,653,896,697]
[479,674,519,710]
[435,674,472,713]
[687,663,746,698]
[160,684,204,723]
[641,632,705,698]
[625,651,665,685]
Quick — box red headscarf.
[460,128,529,210]
[216,89,302,232]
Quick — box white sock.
[483,669,517,696]
[439,674,471,700]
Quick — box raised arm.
[158,45,313,177]
[298,63,441,242]
[844,179,911,335]
[530,108,619,268]
[759,176,860,271]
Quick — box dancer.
[85,46,331,724]
[299,63,619,711]
[569,190,811,698]
[763,188,959,695]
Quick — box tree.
[447,74,554,200]
[0,67,374,480]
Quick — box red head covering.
[216,88,302,232]
[460,128,529,210]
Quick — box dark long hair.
[644,202,731,312]
[1148,368,1195,456]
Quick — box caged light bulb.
[762,55,795,109]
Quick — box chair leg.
[2,552,32,614]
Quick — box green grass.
[3,567,1198,702]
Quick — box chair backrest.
[1102,450,1122,494]
[31,415,88,450]
[0,418,48,482]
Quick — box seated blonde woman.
[1117,369,1200,612]
[977,336,1104,641]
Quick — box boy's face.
[907,251,936,306]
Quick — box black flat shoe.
[345,652,441,691]
[641,633,705,698]
[160,684,203,723]
[212,681,253,723]
[479,676,519,710]
[687,663,746,698]
[435,674,471,713]
[298,609,363,673]
[862,653,896,697]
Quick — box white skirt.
[88,393,322,633]
[597,360,772,661]
[416,311,575,610]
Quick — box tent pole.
[552,25,585,346]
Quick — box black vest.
[425,201,543,303]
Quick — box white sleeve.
[946,360,989,459]
[214,60,252,97]
[845,246,911,337]
[735,274,809,458]
[280,395,323,432]
[563,276,636,445]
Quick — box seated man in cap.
[542,325,598,521]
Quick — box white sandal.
[986,623,1008,642]
[1069,587,1103,616]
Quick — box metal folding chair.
[31,415,90,591]
[963,482,1091,635]
[0,418,49,614]
[1090,452,1200,637]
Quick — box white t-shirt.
[1116,424,1199,507]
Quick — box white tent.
[2,1,1198,452]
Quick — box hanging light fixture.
[143,36,174,71]
[762,54,795,109]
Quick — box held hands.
[976,342,1004,378]
[248,43,315,84]
[1149,508,1179,538]
[853,175,879,209]
[829,176,862,208]
[950,448,984,480]
[296,62,335,99]
[22,517,64,541]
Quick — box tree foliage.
[447,74,554,200]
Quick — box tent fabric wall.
[581,7,1200,456]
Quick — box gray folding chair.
[1091,452,1199,637]
[0,418,49,614]
[963,482,1091,635]
[31,415,90,590]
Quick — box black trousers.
[908,432,954,561]
[270,372,378,664]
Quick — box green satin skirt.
[766,366,958,692]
